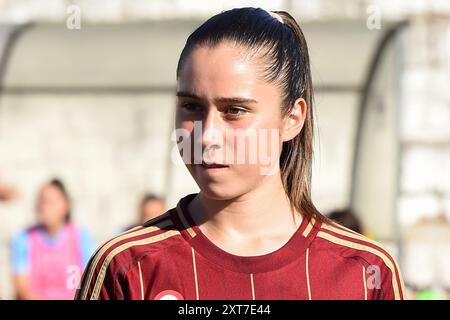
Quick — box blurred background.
[0,0,449,300]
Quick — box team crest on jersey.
[154,290,185,300]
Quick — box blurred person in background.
[138,194,166,224]
[328,208,374,239]
[0,179,18,298]
[0,179,18,202]
[10,178,96,300]
[124,193,166,231]
[328,208,363,234]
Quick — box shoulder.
[314,220,394,264]
[11,229,29,245]
[10,229,30,259]
[72,224,95,243]
[10,228,35,273]
[76,209,182,300]
[10,226,38,249]
[313,220,407,299]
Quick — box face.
[36,185,69,227]
[176,42,304,200]
[141,200,165,223]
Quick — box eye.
[181,102,204,113]
[225,106,248,119]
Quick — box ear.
[281,97,307,142]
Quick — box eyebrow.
[176,91,258,104]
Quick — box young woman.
[77,7,406,300]
[11,178,96,299]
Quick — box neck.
[189,173,302,240]
[44,221,65,237]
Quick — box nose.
[200,108,224,156]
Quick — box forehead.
[177,42,269,98]
[144,199,163,206]
[40,185,62,196]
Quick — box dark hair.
[176,7,325,222]
[328,209,363,234]
[140,193,165,208]
[139,193,165,218]
[48,178,71,223]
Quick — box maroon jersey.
[76,193,406,300]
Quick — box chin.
[198,183,240,201]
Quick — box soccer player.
[76,8,406,300]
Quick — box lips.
[201,161,229,169]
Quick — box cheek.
[37,203,56,222]
[175,114,196,161]
[225,121,282,167]
[255,114,283,161]
[41,200,67,217]
[57,201,68,216]
[37,199,51,214]
[175,111,193,131]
